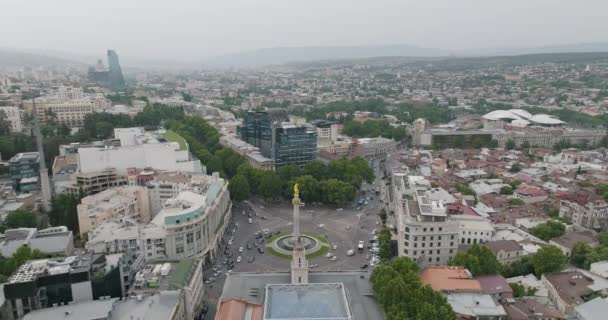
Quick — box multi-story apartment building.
[141,175,231,263]
[348,137,397,160]
[77,186,150,236]
[85,218,141,254]
[559,192,608,232]
[8,152,40,192]
[391,173,459,267]
[146,172,208,216]
[0,106,23,132]
[34,99,96,128]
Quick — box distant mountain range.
[0,48,81,67]
[206,42,608,67]
[3,42,608,69]
[204,44,449,67]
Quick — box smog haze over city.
[2,0,608,65]
[3,1,608,320]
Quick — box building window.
[430,228,434,232]
[439,227,443,232]
[428,257,432,262]
[423,228,427,232]
[451,235,455,240]
[430,236,434,241]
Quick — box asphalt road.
[203,163,385,314]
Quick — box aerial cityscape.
[3,1,608,320]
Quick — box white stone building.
[391,173,460,267]
[141,175,231,263]
[78,128,204,175]
[0,106,23,132]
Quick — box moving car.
[358,240,364,252]
[258,247,265,254]
[248,218,253,224]
[346,249,355,256]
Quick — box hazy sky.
[1,0,607,61]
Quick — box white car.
[330,256,338,261]
[236,256,242,263]
[336,208,344,211]
[248,218,253,224]
[325,252,334,258]
[238,247,243,253]
[228,240,233,245]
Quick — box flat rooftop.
[264,283,351,320]
[220,272,382,320]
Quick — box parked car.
[236,256,242,263]
[361,264,369,269]
[248,218,253,224]
[248,256,255,263]
[358,241,364,252]
[330,256,338,261]
[238,246,243,253]
[258,247,265,254]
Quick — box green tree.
[506,139,516,150]
[378,227,393,262]
[291,175,320,203]
[301,161,328,181]
[448,244,500,276]
[570,241,592,268]
[500,185,513,195]
[2,209,37,231]
[379,208,388,225]
[228,174,250,202]
[320,179,355,205]
[500,255,535,278]
[531,220,566,241]
[532,246,567,276]
[598,232,608,246]
[278,164,301,182]
[48,194,80,234]
[258,171,282,200]
[510,162,522,173]
[510,283,526,298]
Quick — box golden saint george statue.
[294,183,299,198]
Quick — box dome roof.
[483,110,525,121]
[528,114,565,125]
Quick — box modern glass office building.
[240,110,317,169]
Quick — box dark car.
[247,242,252,250]
[360,264,369,269]
[258,247,265,254]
